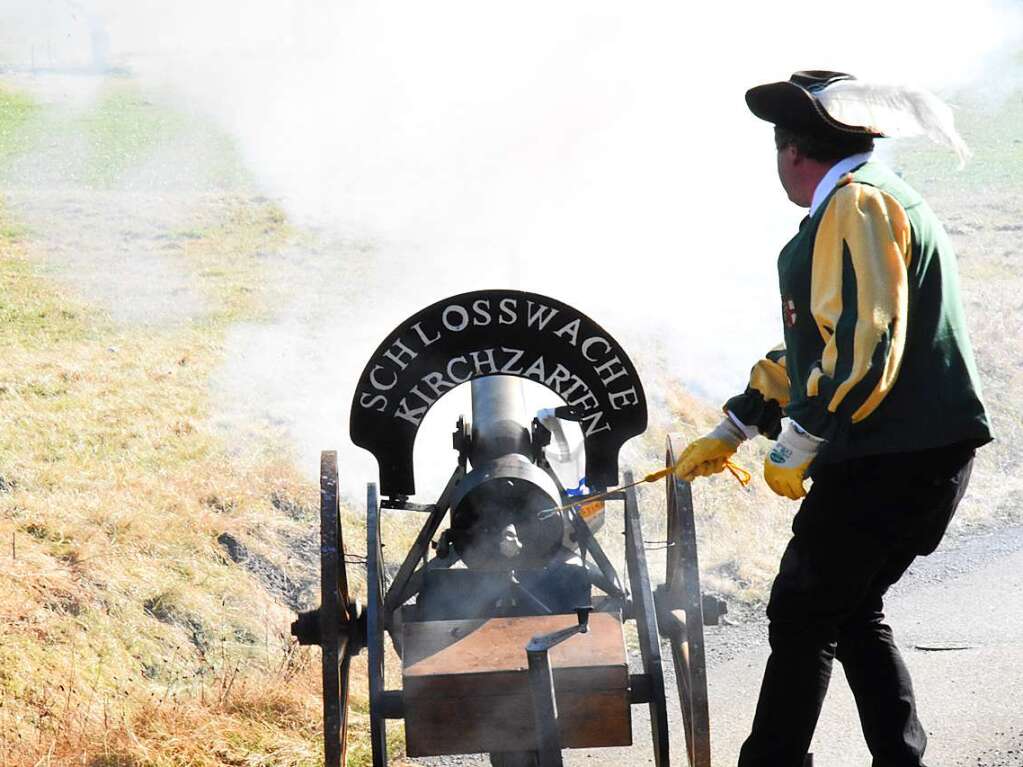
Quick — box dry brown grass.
[919,188,1023,532]
[2,641,323,767]
[0,77,416,766]
[0,188,373,765]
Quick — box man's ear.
[786,145,804,166]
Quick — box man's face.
[776,144,814,207]
[776,144,799,204]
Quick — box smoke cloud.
[4,1,1022,496]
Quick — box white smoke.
[4,0,1022,496]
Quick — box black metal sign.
[350,290,648,496]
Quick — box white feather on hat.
[816,80,972,167]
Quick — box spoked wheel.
[623,475,670,767]
[656,435,711,767]
[366,483,388,767]
[290,451,365,767]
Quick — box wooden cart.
[291,290,720,767]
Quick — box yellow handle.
[649,459,752,488]
[641,466,673,483]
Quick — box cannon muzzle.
[449,376,564,569]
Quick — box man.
[674,71,992,766]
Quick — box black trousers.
[737,442,976,767]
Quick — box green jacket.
[726,161,992,465]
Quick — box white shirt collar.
[809,151,874,217]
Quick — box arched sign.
[350,290,648,496]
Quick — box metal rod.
[568,511,625,599]
[526,644,564,767]
[537,458,749,520]
[516,581,555,615]
[383,466,462,619]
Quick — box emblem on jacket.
[783,297,798,328]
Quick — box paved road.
[413,524,1023,766]
[701,525,1023,767]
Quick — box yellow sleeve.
[723,344,790,438]
[804,182,911,427]
[750,344,790,408]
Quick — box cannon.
[291,289,718,767]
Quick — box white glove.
[763,421,825,499]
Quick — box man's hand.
[763,422,825,500]
[674,417,747,481]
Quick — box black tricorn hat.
[745,70,885,138]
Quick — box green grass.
[0,224,96,349]
[74,81,253,190]
[0,86,40,167]
[895,91,1023,193]
[0,219,30,241]
[1,78,251,190]
[78,83,183,187]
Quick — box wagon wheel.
[655,435,711,767]
[366,483,389,767]
[289,451,365,767]
[623,476,670,767]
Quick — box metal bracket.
[452,415,471,471]
[525,608,592,767]
[380,498,435,513]
[531,417,552,464]
[702,594,728,626]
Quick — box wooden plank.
[402,613,627,699]
[405,689,632,757]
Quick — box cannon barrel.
[468,376,532,467]
[450,376,564,570]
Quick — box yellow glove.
[674,418,747,482]
[763,422,825,500]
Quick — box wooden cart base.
[402,613,631,757]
